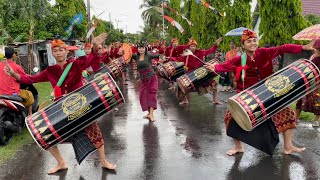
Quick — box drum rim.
[304,59,320,78]
[25,115,46,150]
[177,79,187,94]
[227,97,253,131]
[104,72,126,104]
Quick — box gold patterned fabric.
[224,107,296,133]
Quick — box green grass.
[0,82,52,164]
[290,103,314,122]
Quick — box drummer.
[165,38,188,90]
[5,34,117,173]
[205,30,316,156]
[171,37,222,105]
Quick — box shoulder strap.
[56,62,73,87]
[241,53,247,81]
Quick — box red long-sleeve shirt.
[214,44,303,92]
[20,53,97,94]
[165,45,188,59]
[90,52,110,72]
[172,44,217,72]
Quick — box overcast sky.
[50,0,144,34]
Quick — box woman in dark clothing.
[131,43,160,122]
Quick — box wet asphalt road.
[0,75,320,180]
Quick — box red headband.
[171,38,178,44]
[241,30,258,43]
[84,43,92,48]
[51,39,66,49]
[188,38,197,46]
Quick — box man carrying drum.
[205,30,316,156]
[172,37,222,105]
[5,33,117,174]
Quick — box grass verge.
[0,82,52,164]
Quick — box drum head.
[227,98,253,131]
[177,79,187,94]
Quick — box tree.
[305,14,320,25]
[54,0,88,40]
[258,0,311,46]
[223,0,252,49]
[167,0,181,40]
[179,0,192,44]
[140,0,168,31]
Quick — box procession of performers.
[2,26,319,176]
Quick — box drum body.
[228,59,320,131]
[26,73,125,150]
[86,57,125,82]
[177,60,217,94]
[111,57,126,72]
[157,61,186,80]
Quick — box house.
[9,39,81,74]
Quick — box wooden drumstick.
[181,49,206,64]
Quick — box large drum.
[177,60,217,94]
[111,57,126,72]
[26,73,125,150]
[86,63,122,82]
[86,57,126,82]
[228,59,320,131]
[157,61,186,81]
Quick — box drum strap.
[53,62,73,98]
[240,53,247,81]
[235,53,248,83]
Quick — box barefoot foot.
[149,115,156,122]
[226,147,244,156]
[47,164,68,174]
[101,160,117,170]
[143,114,150,119]
[179,100,189,105]
[284,146,306,155]
[212,101,222,105]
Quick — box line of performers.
[4,30,319,175]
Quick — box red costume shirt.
[20,53,97,94]
[172,44,217,72]
[165,45,188,59]
[214,44,303,92]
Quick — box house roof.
[302,0,320,15]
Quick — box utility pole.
[87,0,91,42]
[161,0,165,38]
[109,13,112,29]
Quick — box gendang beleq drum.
[228,59,320,131]
[26,73,125,150]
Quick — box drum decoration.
[26,73,125,150]
[120,43,133,63]
[157,61,186,81]
[228,59,320,131]
[177,60,217,94]
[86,57,125,82]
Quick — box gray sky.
[50,0,144,34]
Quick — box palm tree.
[11,0,50,73]
[139,0,168,29]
